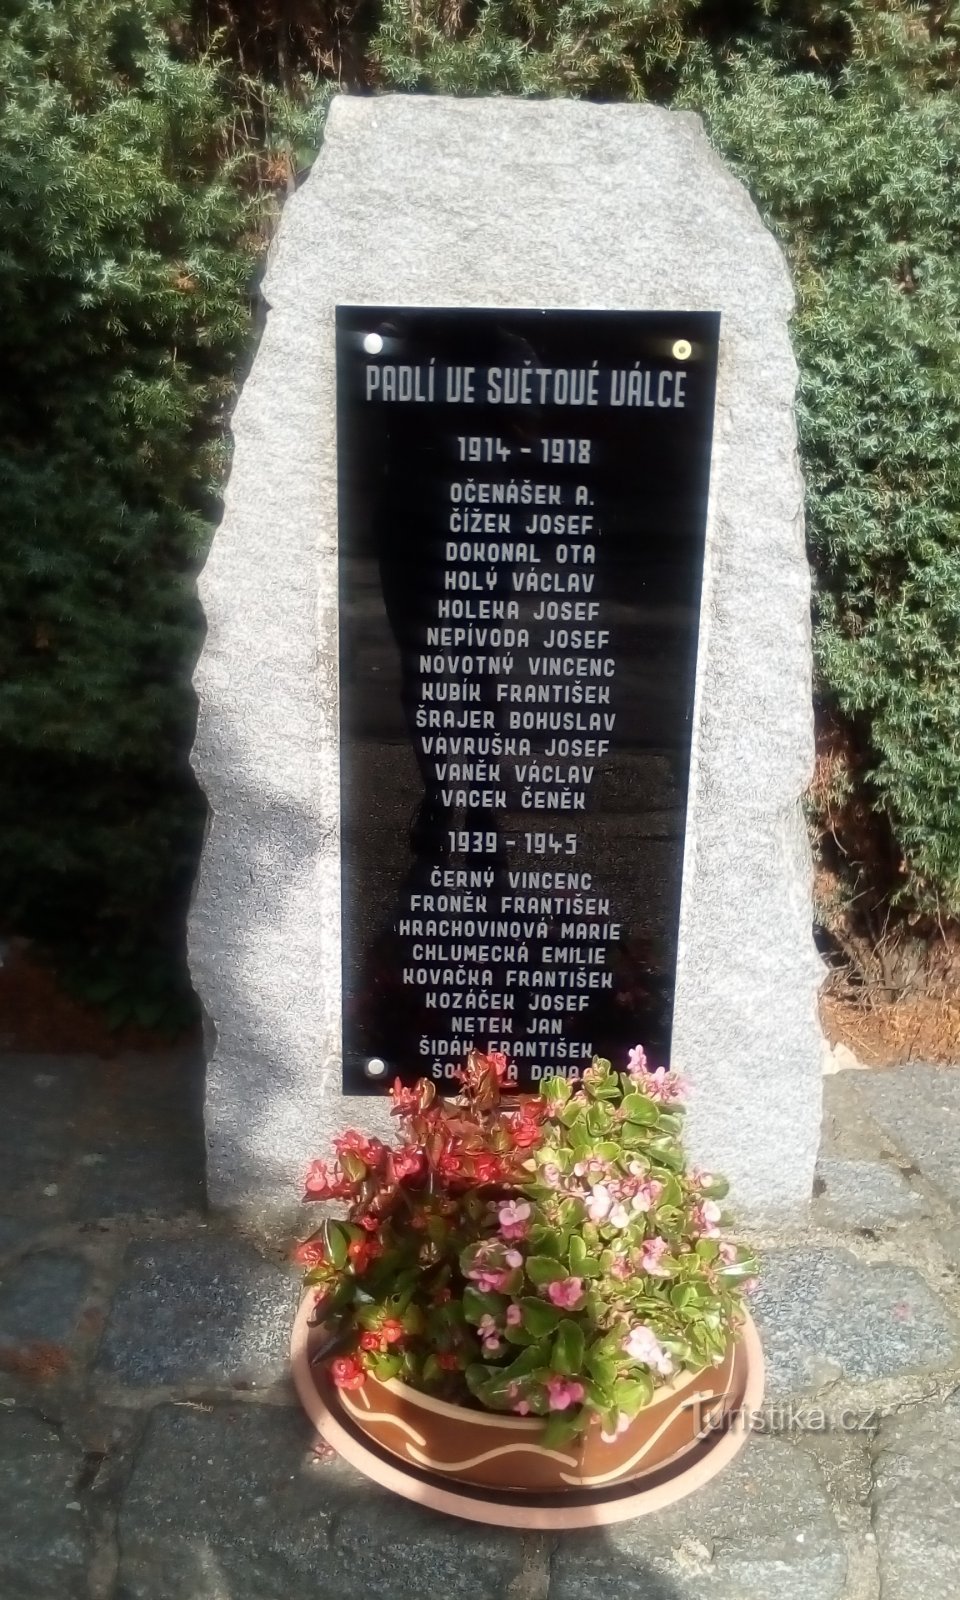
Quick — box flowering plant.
[296,1047,757,1447]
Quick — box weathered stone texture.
[189,96,823,1226]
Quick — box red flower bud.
[392,1147,426,1182]
[292,1239,327,1267]
[347,1239,380,1273]
[329,1355,366,1391]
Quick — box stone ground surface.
[3,1053,960,1597]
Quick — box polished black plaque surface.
[337,307,719,1093]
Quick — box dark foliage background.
[2,0,957,1024]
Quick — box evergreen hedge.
[3,0,958,1015]
[369,2,960,952]
[0,0,257,1021]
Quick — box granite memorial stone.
[188,95,825,1229]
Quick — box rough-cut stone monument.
[189,94,825,1230]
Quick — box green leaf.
[526,1255,567,1287]
[621,1093,659,1124]
[462,1286,506,1324]
[464,1363,494,1402]
[541,1412,581,1450]
[519,1297,564,1337]
[370,1353,403,1381]
[420,1354,443,1387]
[586,1350,618,1388]
[552,1318,585,1375]
[302,1266,332,1288]
[503,1321,536,1346]
[645,1138,686,1172]
[322,1220,350,1270]
[719,1256,759,1280]
[557,1197,586,1230]
[501,1341,552,1381]
[339,1151,367,1182]
[613,1373,654,1414]
[527,1226,565,1260]
[459,1244,486,1277]
[568,1235,587,1273]
[584,1378,613,1411]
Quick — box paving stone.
[0,1057,91,1202]
[547,1437,845,1600]
[70,1144,205,1221]
[95,1238,296,1388]
[934,1226,960,1276]
[0,1252,91,1350]
[842,1066,960,1206]
[0,1217,38,1258]
[751,1248,960,1395]
[819,1073,889,1163]
[117,1403,526,1600]
[70,1051,206,1220]
[0,1410,89,1598]
[872,1389,960,1600]
[812,1159,923,1230]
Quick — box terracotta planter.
[293,1302,740,1493]
[330,1345,737,1491]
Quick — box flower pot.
[291,1299,741,1493]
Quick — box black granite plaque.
[337,307,719,1093]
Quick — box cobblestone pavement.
[3,1050,960,1598]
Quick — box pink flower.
[693,1200,722,1238]
[608,1203,632,1230]
[546,1276,584,1310]
[574,1159,605,1179]
[639,1236,670,1276]
[483,1336,503,1354]
[504,1249,523,1270]
[626,1045,648,1077]
[478,1314,499,1340]
[744,1277,759,1295]
[586,1183,613,1223]
[513,1399,531,1415]
[506,1304,523,1327]
[469,1268,509,1293]
[719,1242,738,1265]
[631,1179,664,1213]
[546,1377,585,1411]
[623,1325,673,1376]
[609,1254,632,1280]
[643,1066,690,1104]
[498,1199,532,1240]
[600,1411,631,1443]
